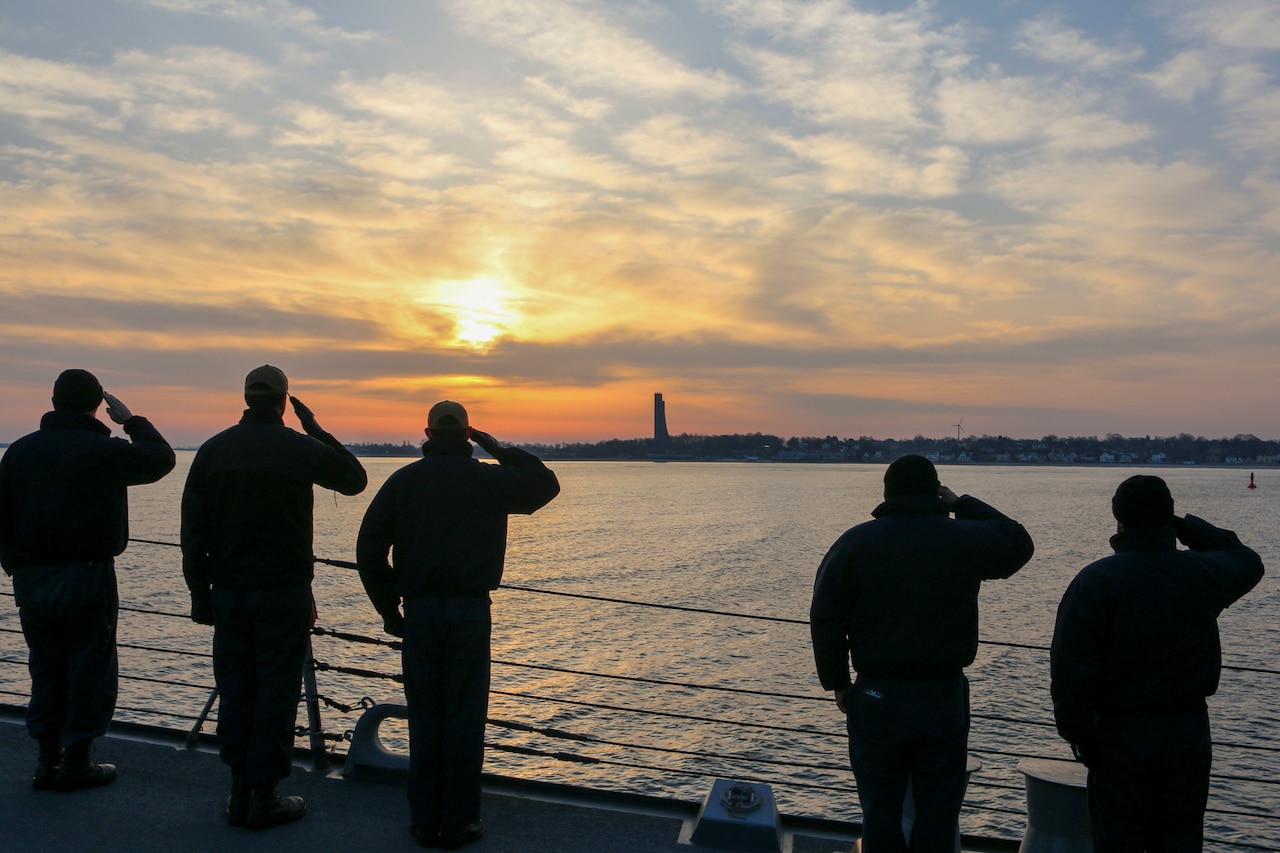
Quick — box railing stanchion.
[186,687,219,748]
[303,640,329,770]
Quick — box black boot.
[245,786,306,831]
[33,734,62,791]
[54,741,116,792]
[438,821,486,851]
[226,765,249,827]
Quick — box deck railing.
[2,538,1277,851]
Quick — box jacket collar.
[1110,525,1177,553]
[239,408,284,426]
[39,410,111,436]
[871,492,948,518]
[422,439,474,458]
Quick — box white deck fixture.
[684,779,785,852]
[1017,758,1091,853]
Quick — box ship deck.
[0,708,1017,853]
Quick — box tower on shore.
[654,393,670,449]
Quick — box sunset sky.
[2,1,1279,446]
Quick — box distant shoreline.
[514,458,1280,469]
[5,438,1278,471]
[338,450,1277,470]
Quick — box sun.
[424,276,522,349]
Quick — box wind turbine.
[954,417,965,444]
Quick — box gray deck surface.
[1,715,866,853]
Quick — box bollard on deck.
[343,702,410,783]
[683,779,785,852]
[1017,758,1091,853]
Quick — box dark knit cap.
[52,369,104,411]
[1112,475,1175,529]
[884,454,940,499]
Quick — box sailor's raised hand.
[290,395,324,437]
[470,429,502,457]
[103,391,133,425]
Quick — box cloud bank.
[1,0,1278,444]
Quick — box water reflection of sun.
[421,276,522,349]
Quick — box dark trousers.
[1088,711,1212,853]
[402,595,492,835]
[846,674,970,853]
[14,561,119,749]
[211,584,312,787]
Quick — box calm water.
[2,456,1277,847]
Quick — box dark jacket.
[356,439,560,619]
[810,493,1034,689]
[1050,516,1263,750]
[0,410,175,573]
[180,409,367,591]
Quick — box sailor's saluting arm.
[102,390,176,484]
[947,487,1034,577]
[290,395,367,496]
[1173,514,1264,603]
[471,428,560,513]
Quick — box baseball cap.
[427,400,469,430]
[244,365,288,396]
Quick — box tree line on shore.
[346,432,1280,466]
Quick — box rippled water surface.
[3,455,1277,848]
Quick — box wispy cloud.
[443,0,736,99]
[1014,15,1144,70]
[130,0,376,42]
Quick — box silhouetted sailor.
[1051,475,1263,853]
[810,455,1033,852]
[0,369,174,791]
[181,366,366,830]
[357,400,560,850]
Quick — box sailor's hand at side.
[290,396,324,437]
[835,685,851,714]
[103,391,133,425]
[190,590,214,625]
[382,611,405,638]
[1070,739,1096,767]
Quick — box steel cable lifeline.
[310,623,1061,727]
[274,626,1280,757]
[124,540,1280,677]
[486,737,1034,820]
[487,716,852,774]
[317,643,1280,810]
[301,645,1280,798]
[0,649,1115,805]
[6,588,1280,777]
[483,716,1103,805]
[6,542,1280,848]
[315,551,1280,677]
[1204,839,1280,853]
[0,644,1105,801]
[3,651,1279,837]
[5,585,1280,786]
